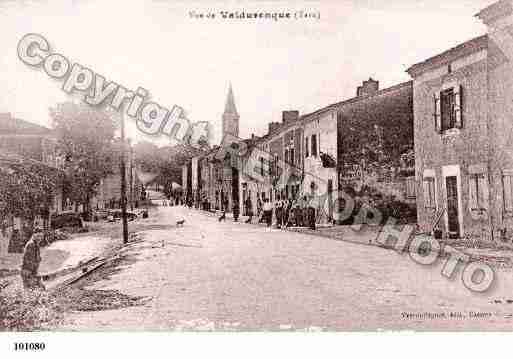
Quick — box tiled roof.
[0,149,60,171]
[301,80,413,124]
[0,113,52,136]
[406,35,488,77]
[476,0,513,25]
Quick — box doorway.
[445,175,460,238]
[327,179,333,222]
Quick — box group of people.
[214,192,317,231]
[255,196,316,230]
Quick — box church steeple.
[224,83,238,116]
[222,83,239,138]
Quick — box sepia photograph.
[1,0,513,357]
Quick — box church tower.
[222,83,239,139]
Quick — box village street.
[57,205,513,331]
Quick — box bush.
[337,185,417,225]
[0,289,63,331]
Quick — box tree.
[133,141,207,198]
[0,159,59,251]
[50,102,116,214]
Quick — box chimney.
[268,122,280,134]
[282,110,299,124]
[357,78,379,97]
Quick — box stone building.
[238,111,303,217]
[302,102,339,224]
[182,84,241,211]
[336,80,415,200]
[0,114,64,255]
[91,143,142,211]
[298,79,414,224]
[407,0,513,240]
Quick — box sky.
[0,0,492,146]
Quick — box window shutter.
[479,175,488,210]
[318,133,321,155]
[454,85,463,129]
[504,175,513,212]
[434,93,442,133]
[305,137,309,158]
[469,176,478,210]
[423,180,430,207]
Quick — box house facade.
[302,105,339,223]
[336,80,415,202]
[0,113,65,216]
[182,85,241,212]
[407,0,513,239]
[298,79,414,224]
[0,113,65,255]
[91,146,142,211]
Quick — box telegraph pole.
[120,114,129,244]
[129,141,134,212]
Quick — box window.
[311,135,318,157]
[423,177,436,208]
[290,148,295,166]
[405,177,416,199]
[434,85,463,133]
[503,172,513,213]
[469,174,487,211]
[259,156,264,176]
[284,149,289,164]
[441,88,455,131]
[305,137,309,157]
[272,154,279,178]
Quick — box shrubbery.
[0,289,63,331]
[337,184,417,226]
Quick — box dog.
[176,219,185,227]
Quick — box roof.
[476,0,513,25]
[0,113,52,136]
[250,80,412,144]
[264,119,303,142]
[406,35,488,77]
[0,149,60,172]
[223,83,238,116]
[301,80,413,124]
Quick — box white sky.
[0,0,491,146]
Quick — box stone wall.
[413,58,489,236]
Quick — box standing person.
[257,196,264,223]
[245,196,253,223]
[284,198,293,227]
[306,196,316,230]
[20,228,45,290]
[263,199,273,227]
[219,196,228,222]
[275,198,284,228]
[302,196,310,227]
[294,198,302,227]
[233,199,240,222]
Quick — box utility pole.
[129,142,134,212]
[120,114,129,244]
